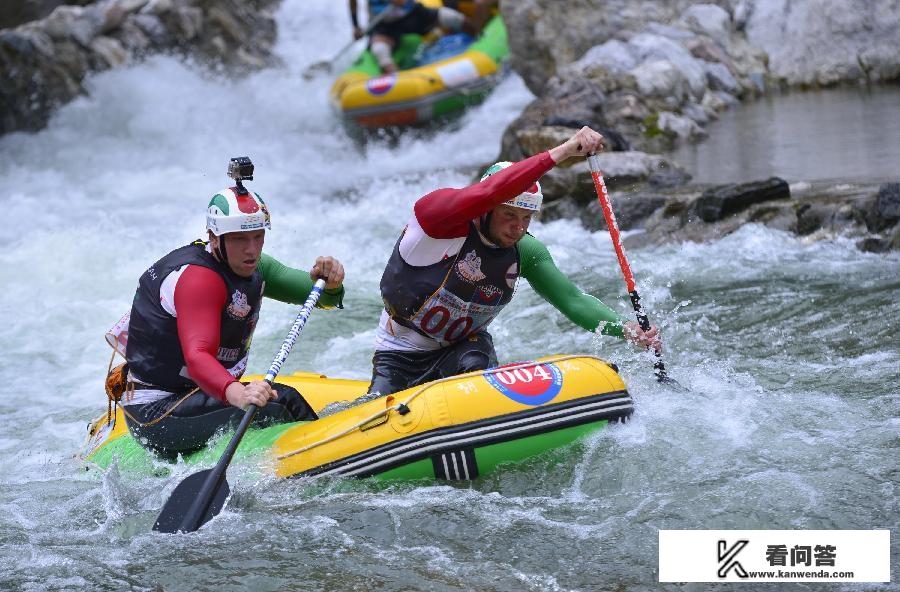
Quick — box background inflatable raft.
[81,355,633,481]
[330,0,509,129]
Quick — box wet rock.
[632,59,689,102]
[648,166,692,188]
[539,152,686,214]
[750,203,797,232]
[1,0,281,135]
[629,33,708,99]
[696,177,790,222]
[88,34,127,67]
[857,237,891,253]
[704,61,740,94]
[681,4,731,44]
[743,0,900,86]
[868,182,900,231]
[594,193,669,230]
[796,202,839,235]
[539,118,631,152]
[658,111,705,140]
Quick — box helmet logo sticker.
[236,194,261,214]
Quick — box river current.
[0,2,897,590]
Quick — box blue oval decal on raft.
[366,74,397,96]
[484,362,563,406]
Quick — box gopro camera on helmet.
[228,156,254,181]
[227,156,254,195]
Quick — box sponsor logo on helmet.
[456,250,486,283]
[227,290,251,319]
[236,193,261,214]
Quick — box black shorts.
[372,3,440,45]
[124,382,317,457]
[368,330,498,397]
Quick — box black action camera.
[227,156,254,181]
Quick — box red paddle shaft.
[587,154,670,381]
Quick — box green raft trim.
[375,420,608,481]
[86,391,632,481]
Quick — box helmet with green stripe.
[480,161,543,212]
[206,188,271,236]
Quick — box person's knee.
[456,349,492,373]
[437,7,465,31]
[370,38,396,71]
[272,384,318,422]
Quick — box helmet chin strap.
[213,235,229,265]
[480,210,499,246]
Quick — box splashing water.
[0,2,897,590]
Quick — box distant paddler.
[106,157,345,457]
[348,0,468,74]
[368,126,661,396]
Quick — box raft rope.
[101,347,199,430]
[276,354,598,462]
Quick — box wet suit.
[369,152,627,396]
[124,244,344,456]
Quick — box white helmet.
[206,188,271,236]
[480,161,543,212]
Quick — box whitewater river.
[0,2,897,590]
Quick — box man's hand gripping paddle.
[152,279,327,534]
[587,154,682,388]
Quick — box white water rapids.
[0,2,897,590]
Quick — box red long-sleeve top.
[173,265,236,402]
[412,151,554,238]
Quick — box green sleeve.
[518,234,625,338]
[257,252,345,309]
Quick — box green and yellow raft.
[330,0,509,129]
[80,355,633,481]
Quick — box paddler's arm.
[414,152,555,238]
[349,0,362,38]
[174,266,275,408]
[258,252,345,309]
[518,234,627,338]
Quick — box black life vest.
[380,223,518,346]
[126,241,264,391]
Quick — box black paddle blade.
[152,469,230,533]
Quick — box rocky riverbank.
[497,0,900,250]
[0,0,280,135]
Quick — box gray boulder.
[695,177,791,222]
[742,0,900,85]
[867,182,900,231]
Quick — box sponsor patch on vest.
[505,262,518,289]
[485,362,563,406]
[227,290,251,319]
[456,250,486,283]
[217,346,241,362]
[473,284,502,305]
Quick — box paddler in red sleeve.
[119,157,345,457]
[369,127,660,396]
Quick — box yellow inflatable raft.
[330,0,509,129]
[81,355,632,481]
